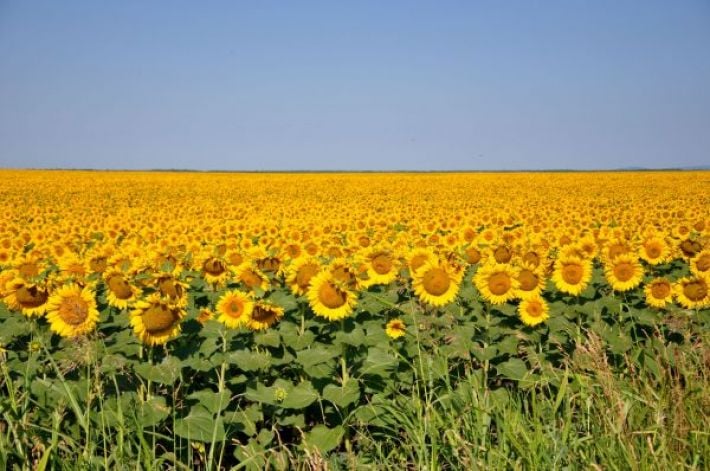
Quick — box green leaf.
[361,347,397,377]
[133,356,181,385]
[303,425,344,453]
[281,381,319,409]
[138,396,171,427]
[496,358,529,381]
[188,389,231,414]
[323,380,360,408]
[174,406,225,443]
[228,350,272,372]
[254,330,281,348]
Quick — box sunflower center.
[488,272,512,295]
[696,254,710,272]
[159,278,183,298]
[683,281,707,302]
[680,240,701,258]
[518,270,539,291]
[522,252,539,267]
[612,263,635,282]
[650,282,671,299]
[372,254,393,274]
[203,258,226,276]
[228,252,244,266]
[318,282,347,309]
[18,262,39,278]
[422,268,451,296]
[295,264,319,290]
[107,275,133,299]
[525,302,543,317]
[58,295,89,326]
[645,243,661,258]
[562,264,583,285]
[240,269,262,288]
[257,257,280,273]
[332,266,356,287]
[465,248,481,264]
[494,246,512,263]
[142,305,179,334]
[89,257,107,273]
[410,255,429,271]
[252,305,276,323]
[15,286,48,308]
[226,299,244,318]
[607,244,627,260]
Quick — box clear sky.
[1,1,709,170]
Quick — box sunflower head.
[474,262,520,305]
[552,256,592,296]
[130,294,185,346]
[249,301,284,330]
[604,254,644,292]
[413,260,463,307]
[385,318,406,339]
[674,277,709,310]
[45,284,100,337]
[307,271,358,321]
[216,290,253,329]
[518,295,550,327]
[644,278,673,309]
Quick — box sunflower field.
[0,170,709,470]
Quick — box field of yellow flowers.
[1,170,708,469]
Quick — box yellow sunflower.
[248,301,284,330]
[199,254,232,286]
[413,260,463,307]
[474,262,520,305]
[104,269,141,310]
[407,248,438,275]
[361,249,400,287]
[644,278,673,309]
[552,256,592,296]
[3,277,50,317]
[285,257,321,296]
[45,284,100,337]
[638,237,670,265]
[673,277,709,310]
[385,318,406,339]
[307,271,358,321]
[130,294,185,346]
[216,290,253,328]
[235,263,271,292]
[154,273,188,308]
[690,249,710,279]
[604,254,644,292]
[514,262,546,300]
[518,295,549,327]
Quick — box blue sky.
[1,1,709,170]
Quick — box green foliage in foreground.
[0,266,708,470]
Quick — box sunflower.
[690,249,710,279]
[104,269,141,310]
[216,290,253,328]
[406,248,438,275]
[644,278,673,309]
[552,256,592,296]
[638,237,670,265]
[514,262,546,300]
[307,271,358,321]
[45,284,100,337]
[248,301,284,330]
[474,262,520,305]
[130,294,185,346]
[463,244,482,265]
[385,318,406,339]
[492,245,513,264]
[604,254,644,292]
[197,308,214,325]
[235,263,270,292]
[3,277,50,317]
[154,273,188,307]
[286,257,321,296]
[199,254,231,286]
[518,295,549,327]
[57,253,89,281]
[328,259,362,290]
[361,249,399,287]
[673,277,709,310]
[413,260,463,307]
